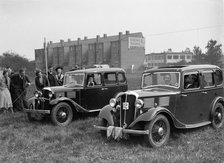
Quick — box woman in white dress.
[0,70,13,112]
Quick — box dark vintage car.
[24,68,128,126]
[94,65,224,147]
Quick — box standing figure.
[48,66,57,86]
[0,70,13,112]
[55,66,64,86]
[10,68,31,112]
[35,69,49,91]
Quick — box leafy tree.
[0,51,35,75]
[204,40,223,67]
[192,46,206,64]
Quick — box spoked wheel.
[212,103,224,129]
[144,114,170,148]
[27,104,44,121]
[51,102,73,126]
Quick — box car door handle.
[201,92,207,95]
[101,88,108,90]
[181,94,187,97]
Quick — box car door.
[199,70,217,121]
[101,72,127,105]
[175,71,203,124]
[81,73,104,110]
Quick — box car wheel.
[51,102,73,126]
[144,114,170,148]
[27,104,44,121]
[211,103,224,129]
[100,118,109,137]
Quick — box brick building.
[144,48,193,67]
[35,31,145,71]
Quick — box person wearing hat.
[35,69,49,91]
[55,66,64,86]
[47,66,57,86]
[10,68,30,112]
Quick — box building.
[144,48,193,67]
[35,31,145,71]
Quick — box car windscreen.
[142,72,180,88]
[64,73,85,86]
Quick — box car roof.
[66,67,125,74]
[144,64,220,73]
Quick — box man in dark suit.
[10,68,31,112]
[48,66,57,86]
[35,69,49,91]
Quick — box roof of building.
[46,31,144,48]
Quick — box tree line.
[0,52,35,76]
[174,39,223,68]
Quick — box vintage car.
[94,65,224,147]
[24,68,128,126]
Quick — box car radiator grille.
[119,94,136,128]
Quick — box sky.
[0,0,223,60]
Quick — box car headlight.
[34,91,42,98]
[48,91,53,98]
[109,98,116,107]
[135,99,144,109]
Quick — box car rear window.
[201,71,214,87]
[118,73,126,83]
[214,69,223,85]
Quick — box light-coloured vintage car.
[95,65,224,147]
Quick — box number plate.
[123,102,129,110]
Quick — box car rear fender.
[129,106,174,128]
[98,105,114,126]
[50,97,89,113]
[210,96,224,117]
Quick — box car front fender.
[98,105,114,126]
[50,97,89,113]
[129,106,174,128]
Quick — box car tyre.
[211,103,224,129]
[51,102,73,126]
[144,114,170,148]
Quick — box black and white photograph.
[0,0,223,162]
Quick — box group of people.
[0,66,65,113]
[0,68,30,113]
[35,66,64,91]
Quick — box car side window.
[201,71,214,88]
[117,72,126,84]
[87,73,102,87]
[214,69,223,86]
[104,73,117,85]
[184,72,200,90]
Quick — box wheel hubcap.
[158,127,164,136]
[217,112,222,120]
[60,111,67,119]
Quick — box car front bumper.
[24,97,51,114]
[94,125,149,135]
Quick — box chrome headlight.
[109,98,116,107]
[34,91,42,98]
[48,91,53,98]
[135,99,144,109]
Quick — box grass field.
[0,71,223,163]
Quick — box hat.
[55,66,63,71]
[35,69,42,76]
